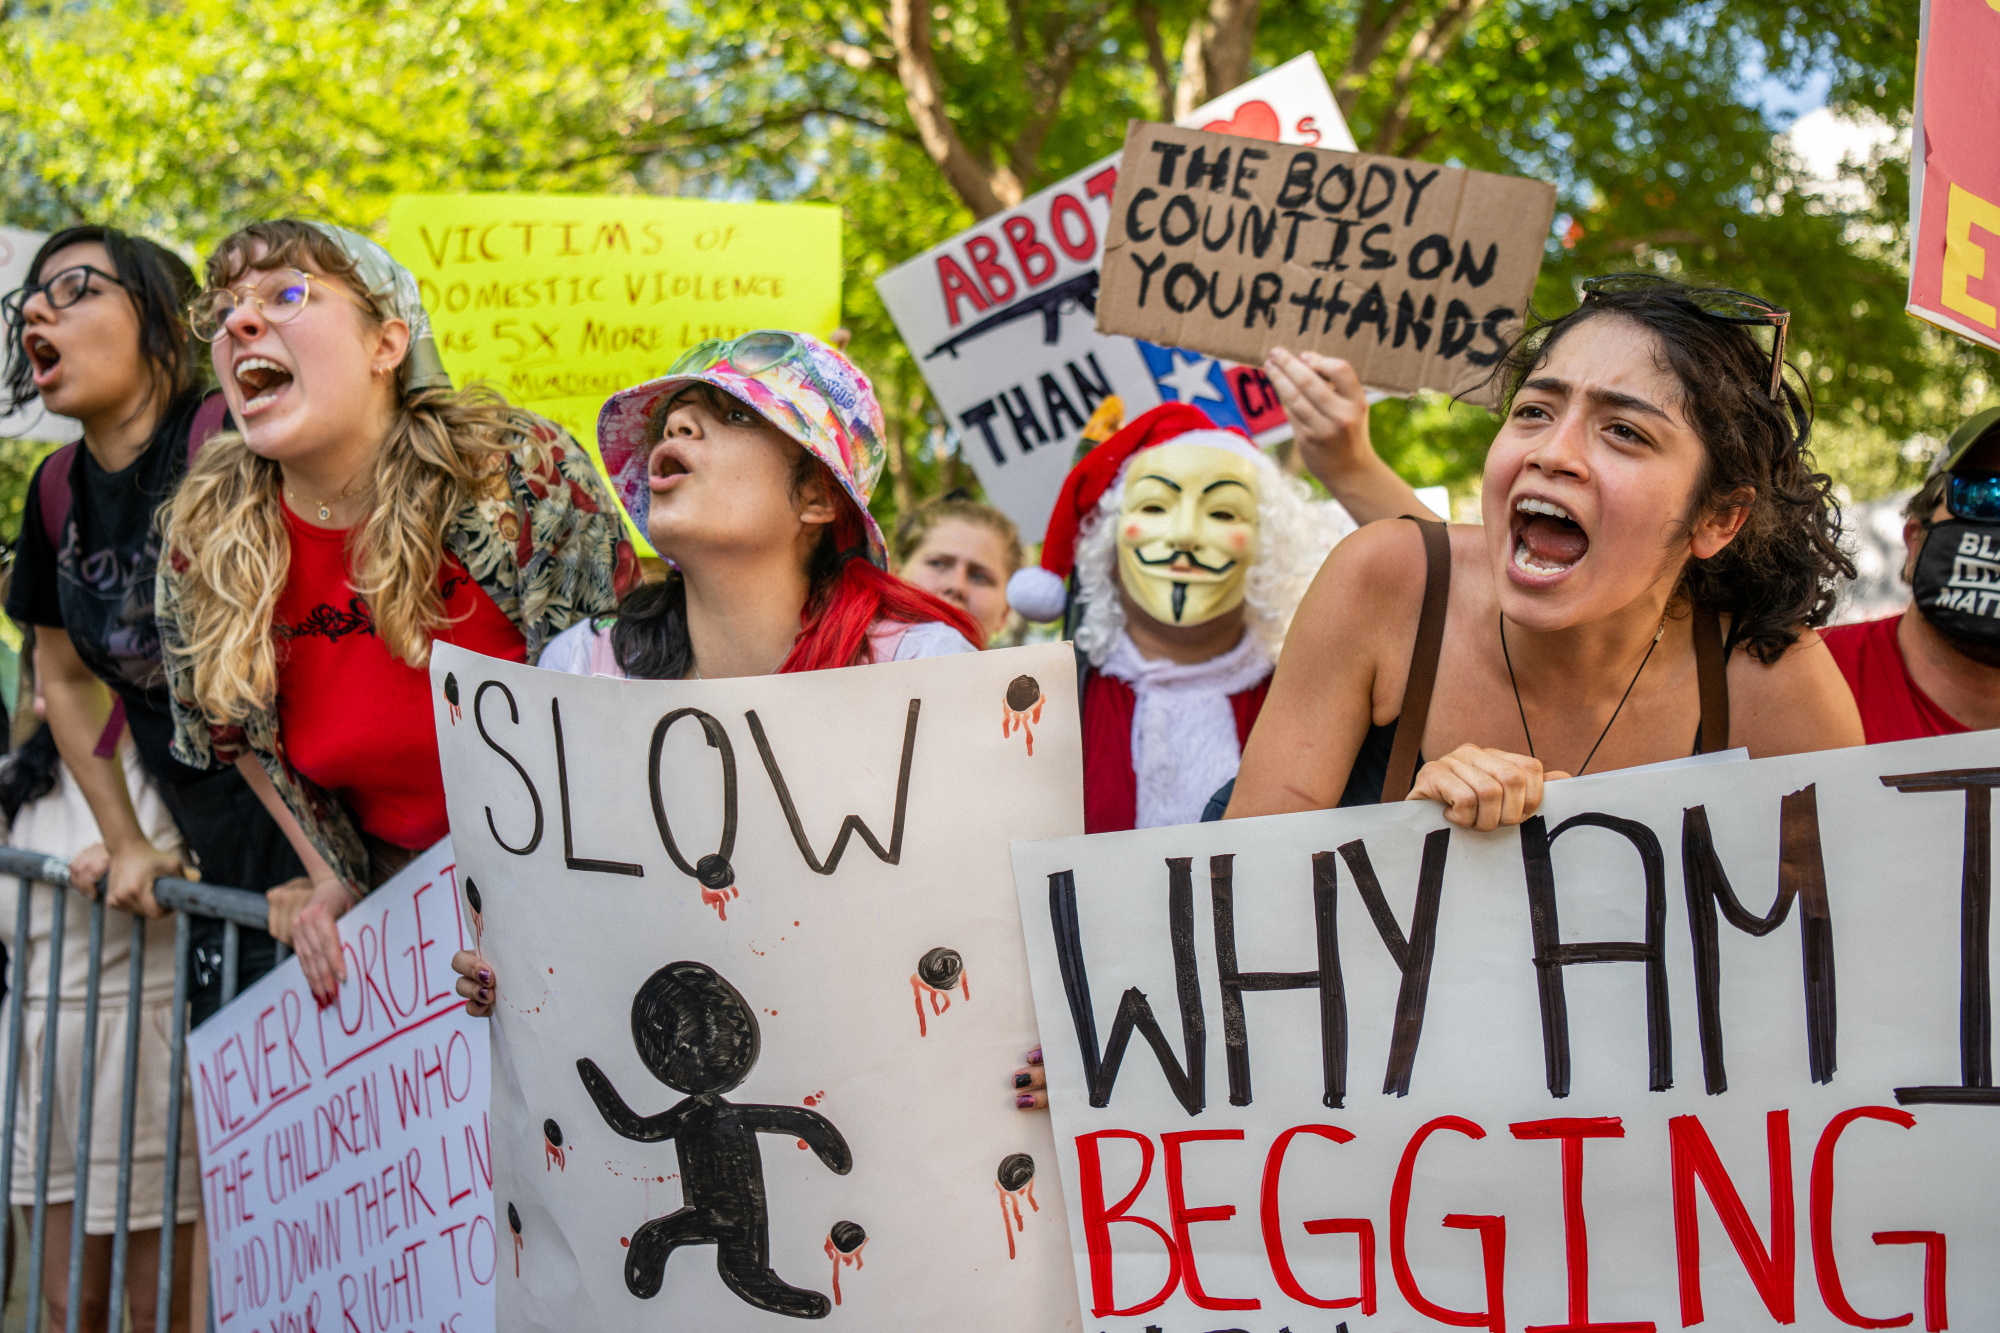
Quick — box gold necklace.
[286,479,357,523]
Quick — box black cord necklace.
[1500,612,1664,776]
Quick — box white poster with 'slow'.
[432,641,1086,1330]
[1013,730,2000,1331]
[188,838,493,1333]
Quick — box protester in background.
[457,331,980,1015]
[2,224,305,1023]
[157,220,635,1006]
[1228,275,1863,831]
[894,495,1021,645]
[1822,406,2000,741]
[0,632,196,1333]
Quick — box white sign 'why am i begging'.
[432,641,1086,1330]
[1013,730,2000,1331]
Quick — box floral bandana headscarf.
[597,331,889,564]
[303,222,452,393]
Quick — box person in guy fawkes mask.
[1824,405,2000,741]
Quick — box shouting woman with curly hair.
[1227,274,1864,830]
[157,220,635,1002]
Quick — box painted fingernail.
[478,969,492,984]
[478,988,491,1004]
[1014,1072,1032,1088]
[1016,1094,1036,1109]
[1027,1047,1042,1065]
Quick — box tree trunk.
[888,0,1023,217]
[1173,0,1263,118]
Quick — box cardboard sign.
[1908,0,2000,352]
[387,195,842,550]
[1012,730,2000,1329]
[1096,122,1557,401]
[875,54,1352,536]
[431,642,1086,1330]
[187,840,495,1333]
[0,225,82,444]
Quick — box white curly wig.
[1072,447,1354,668]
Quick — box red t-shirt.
[275,501,526,850]
[1820,613,1970,745]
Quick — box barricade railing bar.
[0,843,278,1333]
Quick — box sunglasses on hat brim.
[1580,273,1791,400]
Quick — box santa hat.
[1007,402,1261,622]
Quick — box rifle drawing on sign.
[927,271,1100,361]
[577,961,854,1320]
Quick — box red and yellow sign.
[1909,0,2000,350]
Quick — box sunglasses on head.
[1580,273,1791,400]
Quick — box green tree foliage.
[0,0,1983,535]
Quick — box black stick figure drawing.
[578,961,852,1319]
[910,947,970,1038]
[995,1154,1039,1259]
[544,1119,565,1172]
[444,672,461,725]
[1002,676,1044,756]
[822,1221,867,1306]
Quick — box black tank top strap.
[1691,602,1731,754]
[1381,516,1451,803]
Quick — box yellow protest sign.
[387,194,842,551]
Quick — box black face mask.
[1913,519,2000,649]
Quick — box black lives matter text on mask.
[1096,121,1558,402]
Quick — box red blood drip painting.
[508,1202,523,1277]
[695,853,739,921]
[910,947,969,1037]
[823,1222,867,1305]
[463,877,485,954]
[543,1118,566,1171]
[1002,675,1045,756]
[994,1154,1039,1260]
[443,672,462,725]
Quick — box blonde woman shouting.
[158,220,635,1003]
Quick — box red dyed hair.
[778,490,985,672]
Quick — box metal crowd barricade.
[0,844,281,1333]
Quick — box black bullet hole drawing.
[1002,675,1045,756]
[444,672,461,725]
[577,961,852,1319]
[995,1154,1039,1260]
[464,877,484,950]
[544,1118,565,1172]
[508,1201,523,1276]
[910,947,970,1038]
[823,1221,868,1306]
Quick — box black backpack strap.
[1382,515,1452,804]
[1692,603,1731,753]
[188,390,230,460]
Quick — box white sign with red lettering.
[876,54,1351,537]
[188,840,493,1333]
[1013,730,2000,1331]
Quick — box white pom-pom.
[1007,566,1069,622]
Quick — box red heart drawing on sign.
[1201,100,1282,141]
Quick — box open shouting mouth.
[1510,495,1588,581]
[233,355,295,415]
[24,333,60,387]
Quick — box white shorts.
[8,999,200,1233]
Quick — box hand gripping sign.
[875,53,1354,537]
[432,640,1087,1330]
[1095,121,1558,404]
[1013,729,2000,1331]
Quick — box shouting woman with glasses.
[1226,274,1863,830]
[451,331,981,1015]
[156,219,636,1004]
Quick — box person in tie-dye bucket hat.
[537,331,985,684]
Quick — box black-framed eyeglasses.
[1948,472,2000,523]
[1580,272,1791,400]
[0,265,128,324]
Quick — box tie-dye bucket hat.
[598,331,889,564]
